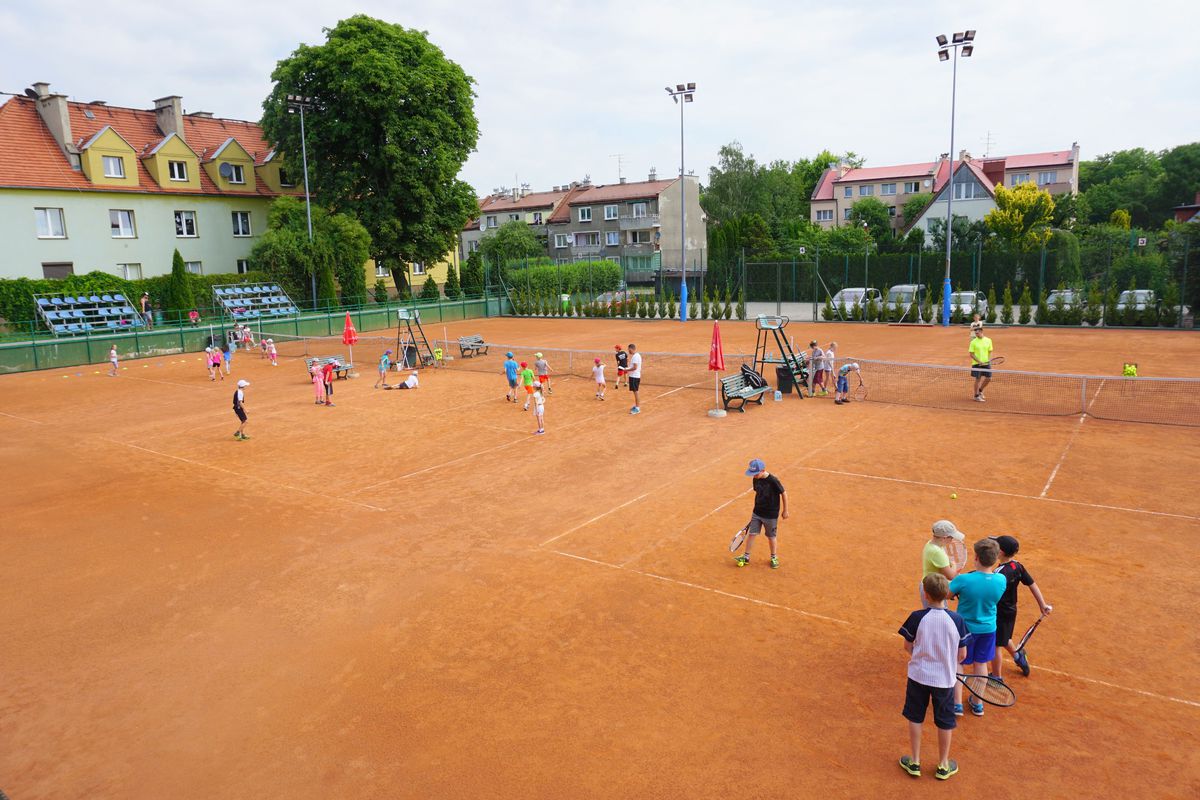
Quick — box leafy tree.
[985,285,998,324]
[1048,229,1082,287]
[737,287,746,320]
[901,193,934,227]
[480,220,543,274]
[1036,288,1049,325]
[985,183,1055,253]
[373,279,388,303]
[460,251,484,296]
[1158,143,1200,220]
[261,16,479,294]
[1109,209,1132,229]
[249,197,371,305]
[164,249,194,323]
[1051,192,1090,229]
[443,260,464,299]
[926,214,985,253]
[848,197,892,244]
[1001,282,1014,324]
[420,276,441,300]
[315,244,338,308]
[1079,148,1165,226]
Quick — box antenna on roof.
[981,130,996,158]
[609,153,625,182]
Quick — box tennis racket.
[947,539,968,571]
[1014,608,1052,652]
[989,356,1006,367]
[852,378,867,401]
[729,527,748,553]
[956,673,1016,707]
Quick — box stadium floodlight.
[934,30,978,325]
[665,82,697,320]
[285,94,317,307]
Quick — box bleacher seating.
[35,293,143,336]
[213,284,300,320]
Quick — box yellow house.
[366,248,461,297]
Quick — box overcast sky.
[3,0,1196,196]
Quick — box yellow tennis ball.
[950,493,958,500]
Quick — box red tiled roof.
[479,189,568,213]
[566,179,676,206]
[810,167,837,201]
[547,184,589,223]
[993,150,1074,169]
[931,160,995,194]
[0,95,286,197]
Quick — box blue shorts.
[961,631,996,665]
[836,376,848,393]
[507,377,518,388]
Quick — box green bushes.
[1001,283,1015,324]
[1018,284,1033,325]
[985,286,998,324]
[503,260,621,296]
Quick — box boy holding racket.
[733,459,787,569]
[990,535,1052,680]
[534,352,553,394]
[232,379,250,440]
[969,326,994,402]
[920,520,965,607]
[613,344,629,390]
[948,538,1006,717]
[834,362,860,405]
[898,572,968,781]
[375,349,393,389]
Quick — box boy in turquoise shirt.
[948,538,1006,717]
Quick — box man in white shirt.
[627,343,643,415]
[388,370,420,390]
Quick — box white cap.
[931,520,965,542]
[237,380,250,388]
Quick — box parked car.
[1115,289,1156,311]
[949,291,988,318]
[885,284,926,310]
[831,287,881,309]
[1046,288,1085,309]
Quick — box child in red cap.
[613,344,629,390]
[592,357,606,400]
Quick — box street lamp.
[286,94,316,309]
[665,82,696,321]
[935,29,975,326]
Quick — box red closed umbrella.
[342,312,359,366]
[709,322,726,414]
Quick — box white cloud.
[3,0,1196,197]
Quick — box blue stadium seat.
[37,298,50,307]
[114,294,125,302]
[89,295,100,303]
[51,297,64,306]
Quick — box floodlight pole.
[936,31,975,326]
[666,83,696,321]
[287,95,316,309]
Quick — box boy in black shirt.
[613,344,629,390]
[989,535,1052,680]
[734,459,788,569]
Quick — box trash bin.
[400,345,419,369]
[775,366,793,394]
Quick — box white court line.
[654,381,706,399]
[0,410,44,424]
[798,466,1200,523]
[103,439,386,512]
[551,550,1200,709]
[1041,378,1108,497]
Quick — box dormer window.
[103,156,125,178]
[168,161,188,181]
[279,168,294,187]
[228,165,245,184]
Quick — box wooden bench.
[458,335,488,358]
[305,356,353,380]
[721,373,770,412]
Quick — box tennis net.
[264,332,391,360]
[433,340,755,391]
[844,356,1200,427]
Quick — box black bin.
[775,366,793,394]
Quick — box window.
[237,259,250,274]
[35,207,66,238]
[604,204,618,220]
[117,263,142,280]
[412,262,426,276]
[556,258,570,265]
[486,215,497,228]
[606,257,621,264]
[1009,173,1030,186]
[168,160,188,181]
[575,231,601,246]
[904,181,921,193]
[844,209,853,220]
[374,263,388,277]
[174,210,198,237]
[102,156,125,178]
[509,213,520,221]
[632,202,648,218]
[859,185,874,196]
[554,233,570,249]
[232,211,252,237]
[227,164,245,184]
[110,209,136,238]
[881,183,896,196]
[532,212,543,224]
[578,207,592,222]
[468,240,480,252]
[843,187,853,198]
[606,231,620,246]
[1037,171,1058,186]
[279,168,294,187]
[887,206,897,217]
[628,230,651,244]
[815,209,833,222]
[41,262,74,279]
[952,175,986,200]
[184,261,203,275]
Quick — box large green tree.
[479,220,543,273]
[1079,148,1165,227]
[261,15,479,294]
[848,197,892,244]
[985,183,1055,252]
[163,249,194,323]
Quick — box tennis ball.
[950,493,958,499]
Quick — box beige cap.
[932,520,965,542]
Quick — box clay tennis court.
[2,318,1198,799]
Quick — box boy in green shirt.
[968,327,993,402]
[519,361,536,411]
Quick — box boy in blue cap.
[503,352,519,402]
[733,459,788,569]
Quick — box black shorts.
[628,377,641,391]
[234,407,247,423]
[325,381,333,395]
[902,678,957,730]
[971,365,992,378]
[995,610,1017,648]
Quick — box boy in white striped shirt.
[897,573,968,781]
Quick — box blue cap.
[745,459,765,476]
[506,352,514,358]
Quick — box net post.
[1080,376,1087,416]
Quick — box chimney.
[959,149,971,162]
[154,95,184,141]
[648,167,657,181]
[837,161,850,178]
[619,177,626,184]
[31,82,80,169]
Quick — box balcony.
[623,243,654,254]
[572,243,603,256]
[620,213,658,230]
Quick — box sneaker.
[233,431,242,439]
[523,405,529,411]
[630,406,640,415]
[1014,648,1031,677]
[935,761,959,781]
[978,392,986,400]
[834,399,843,405]
[734,555,749,567]
[974,395,985,403]
[239,433,250,440]
[970,702,984,717]
[898,756,921,778]
[325,401,335,406]
[953,703,963,717]
[770,556,780,569]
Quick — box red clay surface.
[2,319,1198,799]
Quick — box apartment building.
[810,144,1080,233]
[459,187,569,258]
[0,84,305,281]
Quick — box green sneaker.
[734,555,749,567]
[935,760,959,781]
[238,433,250,440]
[770,556,780,569]
[898,756,921,778]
